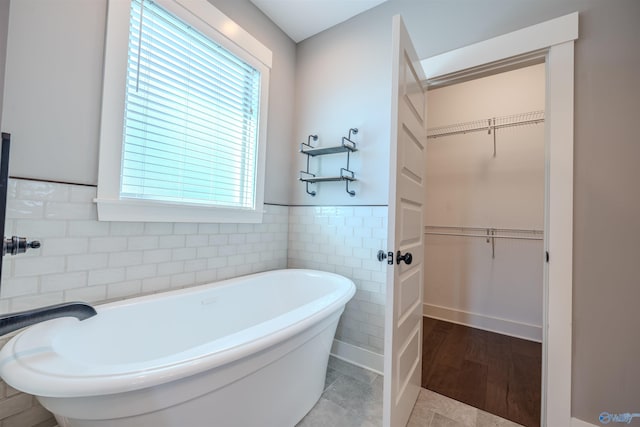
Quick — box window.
[97,0,271,223]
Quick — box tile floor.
[298,356,524,427]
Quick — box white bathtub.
[0,269,355,427]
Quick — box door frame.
[419,12,578,427]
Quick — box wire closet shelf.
[424,225,543,241]
[427,110,545,140]
[424,225,543,259]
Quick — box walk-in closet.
[422,63,545,427]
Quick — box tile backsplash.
[288,206,387,355]
[3,184,388,355]
[1,179,289,312]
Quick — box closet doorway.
[399,13,577,426]
[422,64,545,426]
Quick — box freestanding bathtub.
[0,269,355,427]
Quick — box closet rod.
[424,231,542,241]
[424,225,543,241]
[427,110,545,140]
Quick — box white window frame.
[97,0,272,223]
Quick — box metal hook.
[301,134,318,196]
[341,168,355,196]
[492,119,497,158]
[346,180,355,197]
[486,228,496,258]
[305,181,316,197]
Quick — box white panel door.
[383,15,427,427]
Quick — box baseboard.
[423,303,542,342]
[330,339,384,375]
[572,417,599,427]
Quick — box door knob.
[396,251,412,265]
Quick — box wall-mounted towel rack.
[299,128,358,197]
[427,110,545,157]
[424,225,543,258]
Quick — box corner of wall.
[287,205,387,373]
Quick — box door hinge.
[546,251,549,263]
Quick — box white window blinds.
[122,0,261,209]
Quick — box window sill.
[95,198,264,223]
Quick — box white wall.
[1,0,105,185]
[289,5,396,369]
[423,64,545,341]
[291,6,393,205]
[426,65,545,229]
[0,0,296,205]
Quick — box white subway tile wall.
[0,179,289,425]
[287,206,387,355]
[1,179,289,312]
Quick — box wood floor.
[422,317,541,427]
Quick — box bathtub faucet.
[0,302,97,336]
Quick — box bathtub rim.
[0,269,355,398]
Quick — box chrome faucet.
[0,302,97,336]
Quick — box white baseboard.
[572,417,599,427]
[423,303,542,342]
[330,339,384,375]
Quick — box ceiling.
[249,0,389,43]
